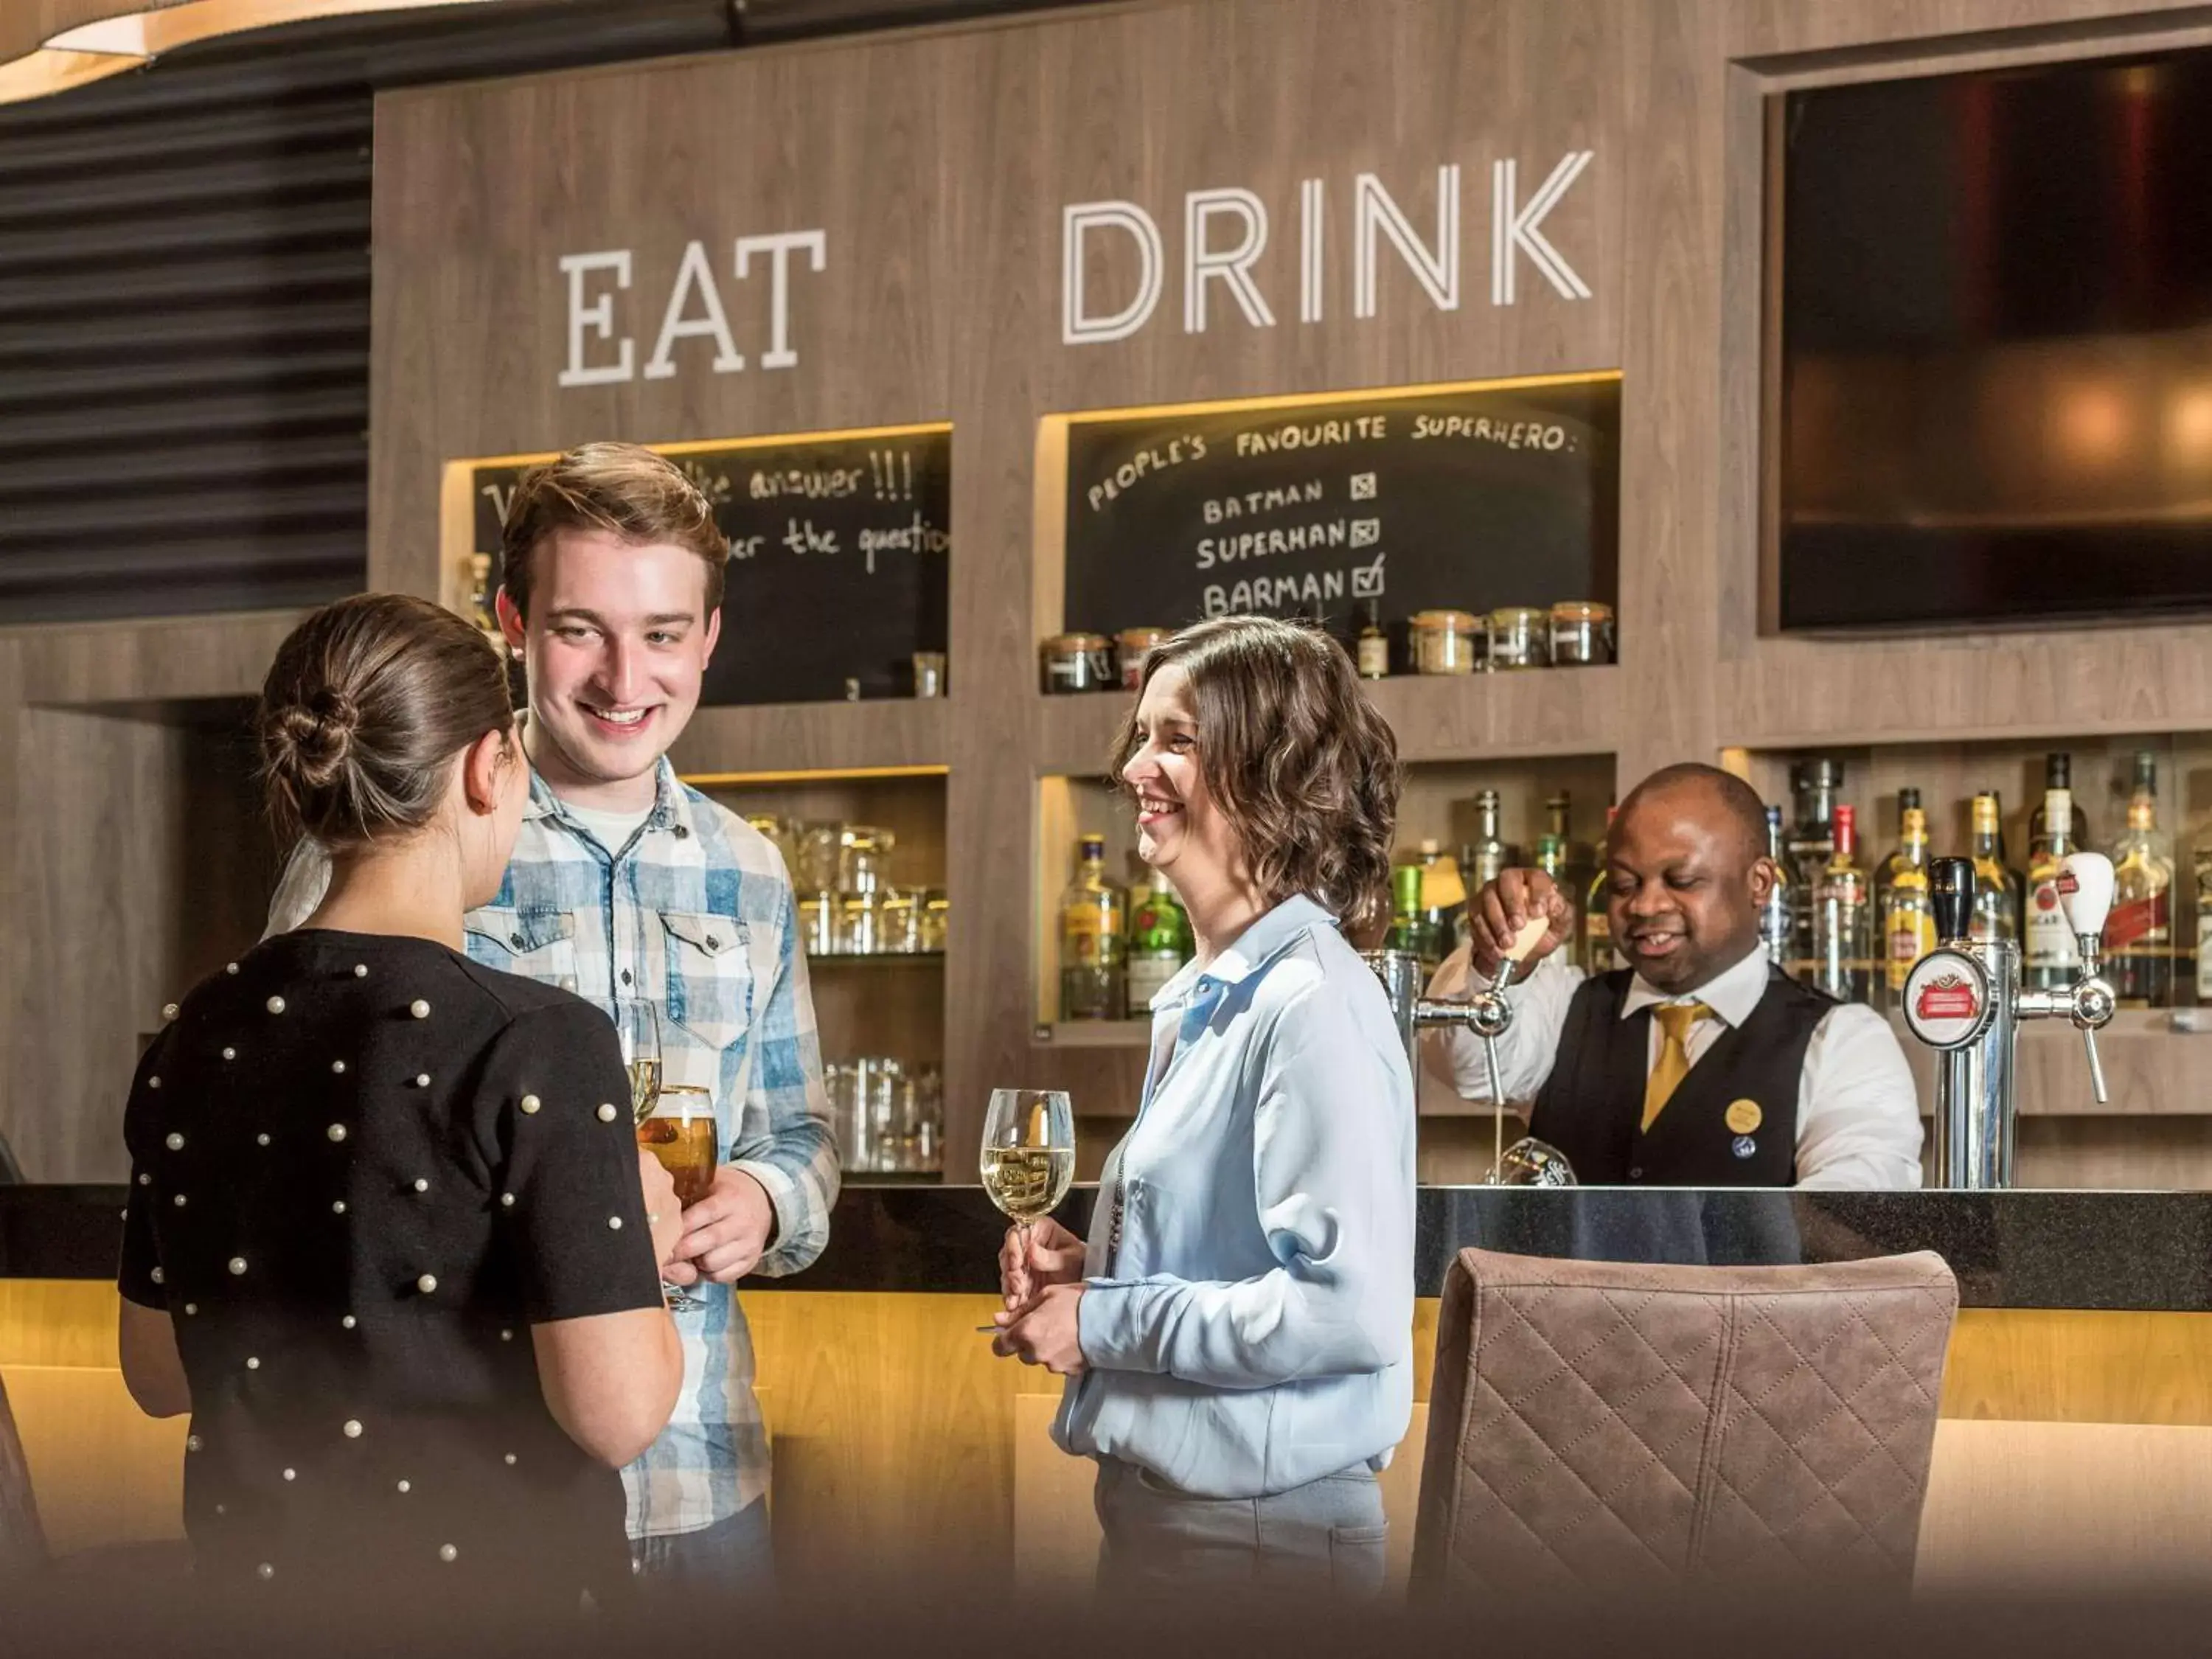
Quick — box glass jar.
[1115,627,1170,689]
[743,815,795,874]
[853,1056,904,1172]
[799,891,839,956]
[921,887,949,953]
[838,826,895,895]
[1040,633,1113,694]
[795,824,844,894]
[838,891,884,956]
[880,887,923,954]
[911,651,946,698]
[1408,610,1481,675]
[1548,601,1615,667]
[1485,607,1551,670]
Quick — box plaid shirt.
[266,758,838,1534]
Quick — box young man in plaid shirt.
[266,442,838,1599]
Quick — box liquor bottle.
[1967,791,2023,945]
[2107,751,2174,1008]
[2023,784,2081,991]
[1057,834,1127,1020]
[1877,796,1935,1008]
[1544,793,1591,960]
[1812,804,1873,1004]
[1460,789,1514,890]
[1785,759,1844,970]
[1416,840,1467,970]
[1759,805,1795,975]
[1531,813,1572,946]
[1581,806,1618,975]
[466,553,498,638]
[1354,599,1389,680]
[2028,752,2090,857]
[1124,880,1194,1018]
[1385,863,1429,963]
[1550,792,1596,905]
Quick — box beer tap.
[1900,851,2116,1189]
[1364,917,1550,1176]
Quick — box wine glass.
[1491,1137,1577,1187]
[619,1002,713,1313]
[639,1085,718,1312]
[980,1089,1075,1320]
[619,1001,663,1124]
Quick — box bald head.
[1604,762,1775,992]
[1620,763,1768,868]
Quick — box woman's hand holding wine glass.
[978,1088,1085,1372]
[998,1214,1085,1310]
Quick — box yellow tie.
[1641,1001,1715,1131]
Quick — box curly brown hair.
[1110,615,1401,931]
[500,442,729,621]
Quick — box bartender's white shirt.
[1425,943,1924,1189]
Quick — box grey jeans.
[1091,1456,1390,1602]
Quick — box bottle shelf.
[1032,1020,1153,1048]
[1887,1007,2212,1117]
[805,950,946,967]
[1032,665,1621,776]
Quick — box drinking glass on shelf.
[980,1088,1075,1248]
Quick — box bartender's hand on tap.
[1468,869,1576,983]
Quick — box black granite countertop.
[7,1182,2209,1311]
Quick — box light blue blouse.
[1053,894,1417,1499]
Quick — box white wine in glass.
[980,1088,1075,1227]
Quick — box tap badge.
[1902,952,1992,1048]
[1914,974,1980,1021]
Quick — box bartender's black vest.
[1528,966,1834,1186]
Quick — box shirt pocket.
[466,907,580,992]
[661,911,754,1052]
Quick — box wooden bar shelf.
[670,697,951,780]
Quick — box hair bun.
[274,686,359,790]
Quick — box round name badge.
[1725,1098,1763,1135]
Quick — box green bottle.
[1125,883,1195,1018]
[1385,863,1432,965]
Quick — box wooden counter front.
[7,1281,2209,1591]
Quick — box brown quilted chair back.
[1411,1247,1958,1598]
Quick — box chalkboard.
[1060,380,1618,642]
[467,428,951,706]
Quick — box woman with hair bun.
[992,614,1416,1601]
[114,594,684,1633]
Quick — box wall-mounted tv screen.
[1775,50,2212,631]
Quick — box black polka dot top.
[119,928,664,1628]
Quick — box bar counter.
[4,1183,2210,1590]
[7,1181,2212,1310]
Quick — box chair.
[0,1368,47,1581]
[1410,1247,1957,1599]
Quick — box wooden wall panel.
[340,0,2212,1188]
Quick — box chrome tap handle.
[1478,1032,1506,1116]
[2081,1026,2109,1105]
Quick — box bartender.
[1425,762,1922,1188]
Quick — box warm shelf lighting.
[1,0,500,108]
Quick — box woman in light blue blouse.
[992,613,1416,1599]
